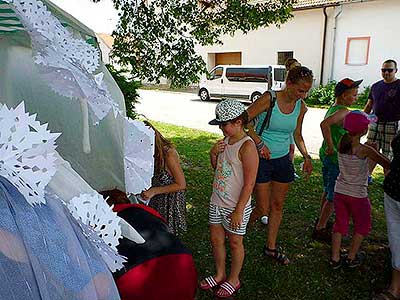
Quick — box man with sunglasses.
[364,59,400,170]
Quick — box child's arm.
[360,144,391,172]
[210,139,225,169]
[141,148,186,199]
[320,108,349,156]
[230,140,258,230]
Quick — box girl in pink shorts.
[331,111,391,269]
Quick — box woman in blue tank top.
[246,66,314,265]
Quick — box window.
[274,68,286,82]
[226,68,269,82]
[277,51,294,65]
[345,37,370,65]
[208,67,223,80]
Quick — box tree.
[94,0,295,88]
[106,64,141,119]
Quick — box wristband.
[256,141,265,151]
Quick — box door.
[215,52,242,66]
[207,66,224,97]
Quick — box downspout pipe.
[320,7,328,86]
[330,5,343,81]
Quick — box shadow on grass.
[153,121,392,300]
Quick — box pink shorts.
[333,192,371,236]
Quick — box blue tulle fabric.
[0,176,120,300]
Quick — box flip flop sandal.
[214,281,241,298]
[263,245,290,265]
[199,275,223,291]
[373,290,400,300]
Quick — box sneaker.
[311,227,332,243]
[260,215,269,225]
[330,258,342,270]
[345,251,366,268]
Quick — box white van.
[198,65,286,102]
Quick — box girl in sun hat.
[199,99,258,298]
[330,110,391,269]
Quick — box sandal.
[199,275,223,291]
[373,290,400,300]
[329,258,342,270]
[344,251,366,268]
[263,245,290,265]
[214,281,241,298]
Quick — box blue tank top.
[256,98,302,159]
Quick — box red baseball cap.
[335,78,363,97]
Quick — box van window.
[208,67,223,80]
[273,68,286,82]
[226,68,268,82]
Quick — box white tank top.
[335,149,369,198]
[210,136,253,208]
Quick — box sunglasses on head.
[381,68,395,73]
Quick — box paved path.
[136,89,327,157]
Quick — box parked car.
[198,65,286,102]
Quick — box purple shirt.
[369,79,400,122]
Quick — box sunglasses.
[381,68,395,73]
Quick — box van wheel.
[251,92,262,102]
[199,88,210,101]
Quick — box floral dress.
[149,170,187,234]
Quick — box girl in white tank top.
[200,99,259,298]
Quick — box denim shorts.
[256,154,294,184]
[322,157,340,202]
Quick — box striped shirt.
[335,152,369,198]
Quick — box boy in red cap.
[330,111,391,269]
[313,78,362,242]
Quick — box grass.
[152,121,391,300]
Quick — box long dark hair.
[143,120,174,174]
[338,133,353,154]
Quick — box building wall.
[331,0,400,88]
[195,8,329,86]
[195,0,400,89]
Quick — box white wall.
[331,0,400,88]
[195,0,400,89]
[196,8,329,85]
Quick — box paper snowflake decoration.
[6,0,120,123]
[0,102,60,205]
[67,193,122,251]
[124,118,155,194]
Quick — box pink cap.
[343,111,371,135]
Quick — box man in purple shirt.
[364,59,400,174]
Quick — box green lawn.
[152,121,391,300]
